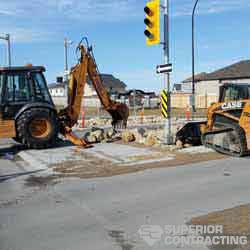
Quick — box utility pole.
[163,0,173,144]
[64,38,73,105]
[0,34,11,66]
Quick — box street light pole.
[192,0,199,117]
[0,34,11,66]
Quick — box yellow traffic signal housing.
[144,0,160,46]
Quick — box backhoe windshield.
[31,72,52,103]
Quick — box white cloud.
[0,0,140,22]
[0,2,24,17]
[55,0,140,21]
[1,0,250,25]
[0,0,250,43]
[0,10,16,16]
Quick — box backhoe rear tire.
[16,108,58,149]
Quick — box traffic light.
[144,0,160,46]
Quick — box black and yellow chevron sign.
[161,89,168,118]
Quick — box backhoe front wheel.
[16,108,58,149]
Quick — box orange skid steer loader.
[176,83,250,157]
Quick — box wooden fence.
[171,93,218,109]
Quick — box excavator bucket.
[57,119,92,148]
[175,121,207,146]
[64,130,93,148]
[108,102,129,129]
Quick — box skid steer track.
[202,122,249,157]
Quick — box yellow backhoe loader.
[0,38,129,149]
[176,83,250,157]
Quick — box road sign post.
[156,63,172,74]
[161,89,168,118]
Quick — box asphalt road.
[1,155,250,250]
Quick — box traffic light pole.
[144,0,172,144]
[163,0,173,144]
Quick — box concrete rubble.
[78,116,213,154]
[83,126,166,147]
[121,128,162,146]
[84,118,110,128]
[80,115,166,128]
[121,130,136,143]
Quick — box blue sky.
[1,0,250,92]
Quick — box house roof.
[48,74,127,90]
[182,60,250,83]
[182,72,208,83]
[204,60,250,81]
[87,74,127,90]
[118,89,156,98]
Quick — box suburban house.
[49,74,127,107]
[172,83,182,93]
[49,77,65,97]
[172,60,250,108]
[117,90,159,108]
[181,72,208,93]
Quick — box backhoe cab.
[176,83,250,157]
[0,66,58,149]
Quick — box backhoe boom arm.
[57,44,129,147]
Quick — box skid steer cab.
[0,66,58,149]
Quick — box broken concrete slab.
[178,145,214,154]
[84,143,175,165]
[18,146,87,171]
[18,143,175,173]
[13,142,225,179]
